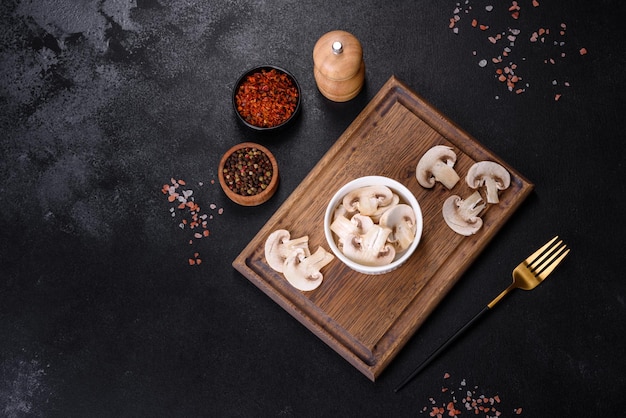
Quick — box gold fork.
[394,236,570,392]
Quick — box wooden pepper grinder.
[313,30,365,102]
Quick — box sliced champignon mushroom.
[442,191,486,236]
[330,213,375,250]
[378,204,417,252]
[340,224,396,266]
[282,247,334,292]
[333,203,352,221]
[331,212,375,235]
[342,185,394,216]
[416,145,460,189]
[264,229,311,273]
[368,193,400,223]
[350,214,375,234]
[466,161,511,204]
[330,214,357,240]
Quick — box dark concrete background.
[1,0,624,416]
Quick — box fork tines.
[526,236,570,279]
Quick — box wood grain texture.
[232,76,533,381]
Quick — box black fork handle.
[394,305,490,393]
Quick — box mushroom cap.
[379,204,417,252]
[466,161,511,204]
[264,229,291,272]
[416,145,460,189]
[442,192,486,236]
[282,247,334,292]
[342,185,394,216]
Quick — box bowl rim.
[217,142,279,206]
[232,65,301,131]
[323,176,423,275]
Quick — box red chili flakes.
[161,177,224,265]
[235,68,298,128]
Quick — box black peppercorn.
[223,147,273,196]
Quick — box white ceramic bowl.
[323,176,423,275]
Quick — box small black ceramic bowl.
[232,65,301,131]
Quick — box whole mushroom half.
[442,191,486,236]
[342,185,395,216]
[264,229,311,273]
[466,161,511,204]
[283,247,335,292]
[378,204,417,252]
[416,145,460,189]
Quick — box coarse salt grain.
[418,373,520,417]
[448,0,587,100]
[161,177,223,265]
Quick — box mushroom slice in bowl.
[342,185,395,216]
[379,204,417,252]
[341,225,396,267]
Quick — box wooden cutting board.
[232,76,533,381]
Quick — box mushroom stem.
[433,165,461,190]
[484,176,500,204]
[466,161,511,204]
[416,145,460,189]
[458,191,486,221]
[330,214,357,239]
[305,246,335,275]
